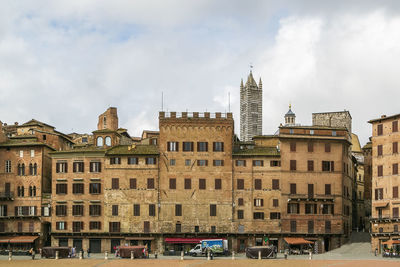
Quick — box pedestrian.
[87,248,90,258]
[29,248,35,260]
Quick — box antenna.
[249,63,254,72]
[161,92,164,111]
[228,92,231,112]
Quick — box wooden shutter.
[394,186,399,199]
[393,121,398,132]
[394,142,398,154]
[378,145,383,156]
[56,163,60,173]
[184,178,191,189]
[308,142,313,152]
[167,142,170,151]
[377,124,383,135]
[255,179,262,190]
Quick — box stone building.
[240,71,262,142]
[312,111,352,135]
[362,141,372,230]
[368,114,400,253]
[0,119,72,251]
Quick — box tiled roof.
[233,146,280,156]
[106,145,159,155]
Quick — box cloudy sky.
[1,0,400,145]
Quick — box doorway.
[73,239,83,252]
[111,239,120,253]
[324,238,330,252]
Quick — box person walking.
[87,248,90,258]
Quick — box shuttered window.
[377,124,383,135]
[378,145,383,156]
[199,179,206,190]
[290,160,296,171]
[394,163,399,175]
[130,178,137,189]
[378,165,383,177]
[393,121,398,132]
[210,204,217,216]
[215,179,222,190]
[290,183,296,194]
[184,178,191,189]
[169,178,176,189]
[133,204,140,216]
[272,179,279,190]
[394,142,398,154]
[308,160,314,171]
[254,179,262,190]
[393,186,399,199]
[112,178,119,189]
[237,179,244,190]
[147,178,155,189]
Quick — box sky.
[1,0,400,146]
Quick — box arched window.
[103,116,107,129]
[105,136,112,146]
[17,186,21,197]
[97,136,104,147]
[33,163,37,175]
[33,186,36,196]
[29,186,33,196]
[21,186,24,197]
[21,163,25,176]
[29,163,33,175]
[18,164,22,176]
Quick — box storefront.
[0,236,39,254]
[284,237,314,255]
[125,237,155,253]
[164,237,203,255]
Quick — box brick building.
[369,114,400,253]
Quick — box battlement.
[159,111,233,120]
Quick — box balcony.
[0,192,14,200]
[370,216,400,223]
[287,194,334,202]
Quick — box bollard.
[232,251,235,260]
[131,250,134,259]
[105,251,108,260]
[79,251,82,259]
[155,251,158,259]
[55,251,59,260]
[181,250,184,260]
[258,250,261,260]
[284,249,288,260]
[8,251,12,261]
[309,251,312,260]
[207,250,210,260]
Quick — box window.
[378,165,383,177]
[290,220,297,232]
[324,143,331,152]
[184,178,191,189]
[377,124,383,136]
[290,142,296,152]
[175,223,181,233]
[110,157,121,165]
[90,162,101,172]
[213,160,224,166]
[82,137,88,143]
[272,179,279,190]
[325,184,331,195]
[238,198,244,206]
[332,131,336,136]
[17,163,25,176]
[29,186,36,196]
[254,179,262,190]
[215,179,222,190]
[170,159,176,166]
[29,163,37,175]
[395,225,399,233]
[325,221,331,233]
[89,183,101,194]
[290,160,296,171]
[394,186,399,199]
[199,179,206,190]
[195,226,199,233]
[210,204,217,216]
[235,160,246,166]
[254,198,264,207]
[197,160,208,166]
[42,134,46,140]
[56,184,67,194]
[133,204,140,216]
[0,205,7,216]
[89,205,101,216]
[149,204,156,216]
[322,204,334,215]
[308,143,313,152]
[322,161,335,172]
[5,160,11,173]
[175,204,182,216]
[394,142,398,154]
[253,212,264,220]
[150,138,157,145]
[378,145,383,156]
[307,160,314,171]
[197,142,208,152]
[111,178,119,189]
[237,210,244,219]
[73,162,84,173]
[56,205,67,216]
[147,178,154,189]
[19,150,23,158]
[183,142,194,152]
[169,178,176,189]
[185,159,191,166]
[109,222,120,233]
[287,203,299,214]
[375,188,383,200]
[237,179,244,190]
[30,150,35,157]
[213,142,224,152]
[89,221,101,230]
[144,221,150,233]
[105,136,111,146]
[56,221,66,230]
[130,178,137,189]
[96,136,103,146]
[112,205,118,216]
[167,142,179,152]
[273,199,279,207]
[290,183,297,194]
[393,121,399,132]
[128,157,139,165]
[211,226,216,233]
[308,184,314,198]
[394,163,399,175]
[270,160,281,167]
[308,220,314,233]
[253,160,264,166]
[72,205,84,216]
[393,208,399,218]
[72,183,84,194]
[270,212,281,219]
[305,204,317,214]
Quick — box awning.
[0,237,12,243]
[9,236,39,243]
[382,240,400,245]
[125,237,155,241]
[165,238,203,244]
[284,237,314,245]
[375,203,389,208]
